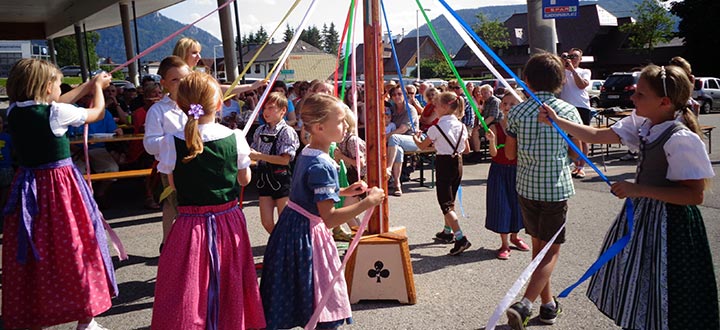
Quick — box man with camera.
[559,48,592,178]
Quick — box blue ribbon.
[3,169,40,264]
[457,185,467,218]
[435,0,635,297]
[380,0,417,133]
[179,205,239,330]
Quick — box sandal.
[391,188,402,197]
[510,238,530,251]
[575,168,586,179]
[497,248,511,260]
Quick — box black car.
[598,72,640,108]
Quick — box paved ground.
[2,111,720,329]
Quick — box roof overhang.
[0,0,184,40]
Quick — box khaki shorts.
[518,196,567,244]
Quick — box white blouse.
[8,100,87,137]
[157,123,251,174]
[611,111,714,181]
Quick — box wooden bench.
[87,168,152,181]
[701,125,715,154]
[404,149,436,188]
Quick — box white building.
[0,40,49,77]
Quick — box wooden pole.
[362,0,388,234]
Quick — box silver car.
[693,77,720,114]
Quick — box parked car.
[586,79,605,108]
[423,79,447,88]
[598,72,640,108]
[693,77,720,114]
[478,78,517,95]
[60,65,83,77]
[111,80,136,91]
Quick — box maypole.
[362,0,388,234]
[341,0,416,306]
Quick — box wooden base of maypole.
[344,226,416,304]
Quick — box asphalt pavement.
[2,111,720,330]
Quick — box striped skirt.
[586,198,718,330]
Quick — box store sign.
[542,0,579,19]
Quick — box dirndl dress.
[150,124,265,330]
[260,147,353,330]
[485,123,523,233]
[2,159,117,328]
[587,121,718,330]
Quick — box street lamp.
[416,8,431,81]
[213,44,223,79]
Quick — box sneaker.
[506,301,532,330]
[448,237,471,255]
[434,231,455,243]
[539,297,563,325]
[574,168,586,179]
[77,319,109,330]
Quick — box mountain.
[95,12,221,64]
[407,0,650,54]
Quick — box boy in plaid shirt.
[503,52,583,330]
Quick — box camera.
[561,53,577,60]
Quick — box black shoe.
[434,231,455,243]
[506,301,532,330]
[539,297,562,324]
[448,237,471,255]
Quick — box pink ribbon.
[304,204,375,330]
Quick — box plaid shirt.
[506,92,582,201]
[459,94,475,128]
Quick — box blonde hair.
[343,106,357,133]
[435,91,465,118]
[265,91,288,111]
[424,86,438,103]
[173,37,202,65]
[175,71,222,162]
[7,58,61,103]
[300,93,344,128]
[641,64,700,136]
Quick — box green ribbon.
[339,0,356,102]
[329,142,349,208]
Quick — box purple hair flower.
[188,103,205,120]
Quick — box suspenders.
[434,124,463,157]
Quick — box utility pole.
[527,0,558,54]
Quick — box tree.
[255,25,269,44]
[300,25,322,49]
[619,0,674,51]
[53,31,101,70]
[665,0,719,76]
[472,13,510,51]
[322,22,340,54]
[283,24,294,42]
[410,58,452,79]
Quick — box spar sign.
[542,0,579,19]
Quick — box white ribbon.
[241,0,319,137]
[439,7,522,103]
[485,222,565,330]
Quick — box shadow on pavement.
[409,242,496,275]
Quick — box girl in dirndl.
[151,72,265,329]
[2,58,116,330]
[260,93,385,330]
[484,91,530,260]
[539,64,718,330]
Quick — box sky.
[160,0,529,43]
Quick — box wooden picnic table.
[69,133,144,145]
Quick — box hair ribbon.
[188,103,205,120]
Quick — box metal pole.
[120,3,139,86]
[217,0,238,82]
[132,1,141,75]
[83,23,91,76]
[527,0,558,54]
[74,24,89,82]
[213,45,218,79]
[416,10,420,81]
[232,0,245,84]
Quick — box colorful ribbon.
[380,0,417,133]
[241,0,319,137]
